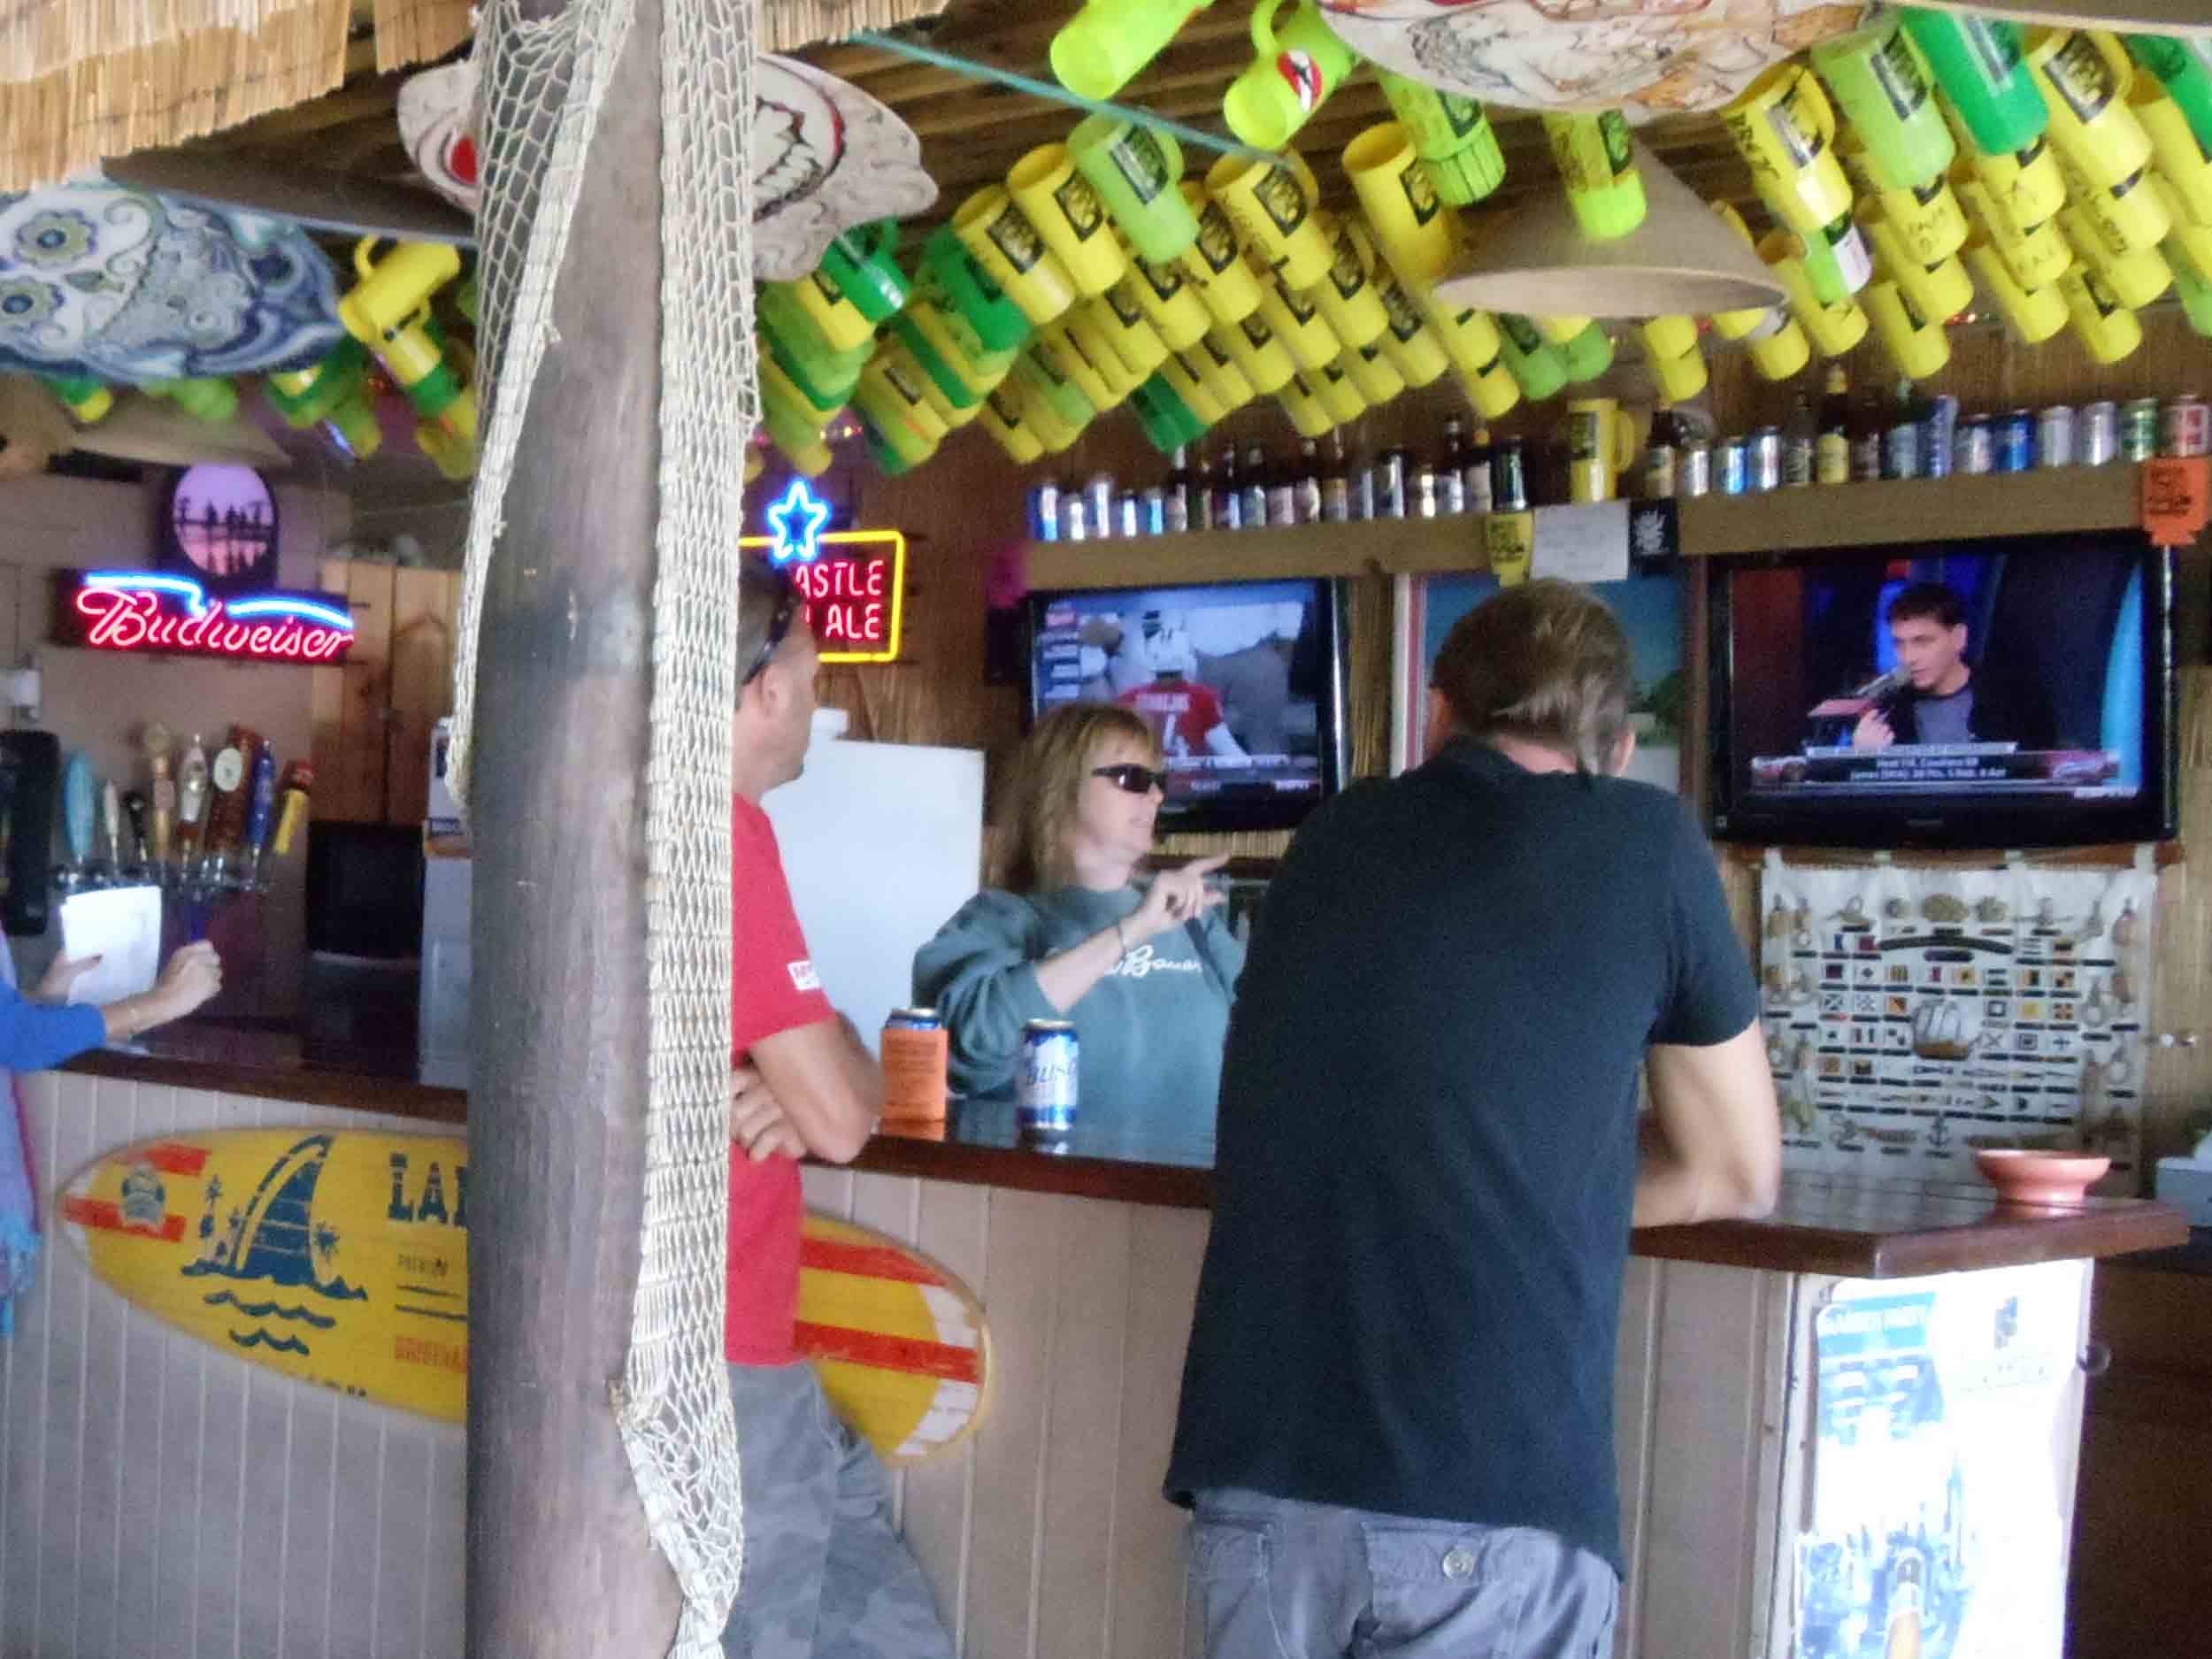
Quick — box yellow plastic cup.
[1304,357,1363,425]
[2133,78,2212,229]
[1865,204,1975,319]
[2056,262,2144,363]
[856,355,950,447]
[1185,332,1259,412]
[1027,326,1116,413]
[1456,356,1522,422]
[1372,274,1452,386]
[1747,315,1813,380]
[1341,342,1407,406]
[2024,28,2152,192]
[776,275,877,356]
[1223,0,1360,152]
[1863,279,1953,379]
[1542,112,1647,241]
[1178,181,1265,326]
[1276,373,1337,439]
[1709,204,1792,342]
[1430,305,1503,378]
[1205,150,1333,290]
[1375,69,1506,206]
[1215,314,1298,395]
[1758,228,1872,357]
[1156,349,1229,425]
[1056,311,1141,401]
[954,187,1079,327]
[1008,143,1129,297]
[1649,347,1709,403]
[1564,396,1640,502]
[2058,205,2173,307]
[1305,215,1391,351]
[1535,313,1593,347]
[1048,0,1207,103]
[1965,234,2070,343]
[1952,162,2074,290]
[1256,275,1343,373]
[1879,174,1970,265]
[1723,62,1855,234]
[976,379,1047,464]
[1344,121,1460,289]
[1125,245,1213,350]
[2055,146,2173,258]
[1641,313,1700,360]
[1087,283,1171,379]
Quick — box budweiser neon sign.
[54,571,356,664]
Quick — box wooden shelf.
[1023,464,2162,590]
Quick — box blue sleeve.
[0,986,106,1072]
[911,891,1062,1096]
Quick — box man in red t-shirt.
[719,553,954,1659]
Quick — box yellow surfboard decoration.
[59,1130,991,1463]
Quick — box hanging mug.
[1222,0,1360,151]
[1564,396,1640,503]
[2056,262,2144,364]
[2129,79,2212,229]
[1967,234,2069,342]
[1542,112,1647,241]
[2056,206,2173,309]
[1951,163,2073,291]
[1374,68,1505,206]
[1863,279,1952,380]
[1205,150,1333,290]
[1008,143,1129,296]
[1176,182,1265,326]
[953,186,1079,327]
[1345,121,1460,288]
[1067,114,1200,267]
[1902,11,2048,157]
[1812,19,1955,191]
[1723,63,1855,234]
[2024,29,2153,193]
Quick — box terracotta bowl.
[1972,1149,2111,1207]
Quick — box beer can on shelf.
[2037,405,2076,468]
[1030,481,1062,541]
[1490,440,1530,511]
[1373,449,1409,518]
[1062,493,1090,541]
[1412,465,1440,519]
[1717,437,1749,496]
[1644,439,1678,500]
[1679,439,1713,498]
[2122,398,2160,462]
[2162,395,2210,458]
[2082,401,2118,467]
[1018,1019,1079,1134]
[1141,486,1167,535]
[881,1008,949,1125]
[1748,426,1783,493]
[1115,491,1142,538]
[1994,410,2034,473]
[1923,396,1957,480]
[1086,472,1116,532]
[1955,418,1993,476]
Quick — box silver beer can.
[2081,400,2118,467]
[1679,439,1713,498]
[2037,404,2075,467]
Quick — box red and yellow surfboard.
[59,1129,990,1463]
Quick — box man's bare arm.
[1634,1021,1781,1228]
[746,1014,880,1164]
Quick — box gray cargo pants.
[1187,1487,1619,1659]
[721,1361,956,1659]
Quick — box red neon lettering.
[68,583,352,663]
[862,601,883,640]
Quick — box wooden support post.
[464,0,685,1649]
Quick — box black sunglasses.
[741,580,800,687]
[1093,763,1169,795]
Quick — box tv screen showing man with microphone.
[1732,549,2145,803]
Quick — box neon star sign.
[53,570,356,664]
[746,480,905,665]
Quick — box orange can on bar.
[880,1006,950,1125]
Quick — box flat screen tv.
[1027,576,1347,833]
[1709,532,2173,849]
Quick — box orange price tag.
[2140,457,2210,545]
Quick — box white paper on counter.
[1531,500,1631,584]
[58,886,163,1005]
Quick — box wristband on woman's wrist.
[1112,916,1130,960]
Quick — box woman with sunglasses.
[912,703,1243,1121]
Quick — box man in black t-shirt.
[1166,580,1778,1659]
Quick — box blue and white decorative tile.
[0,188,343,380]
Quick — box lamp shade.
[1432,141,1787,319]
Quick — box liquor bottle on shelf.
[1782,389,1816,487]
[1215,446,1242,530]
[1848,390,1884,483]
[1242,443,1271,529]
[1644,405,1679,499]
[1439,417,1469,515]
[1163,445,1193,534]
[1321,431,1352,523]
[1263,442,1296,527]
[1194,450,1217,531]
[1465,423,1494,514]
[1882,376,1921,481]
[1352,443,1378,520]
[1294,437,1323,524]
[1816,365,1850,486]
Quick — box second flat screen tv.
[1027,577,1347,833]
[1709,531,2173,849]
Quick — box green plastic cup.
[1900,9,2047,157]
[918,227,1034,357]
[1559,322,1616,383]
[2127,35,2212,154]
[1494,314,1567,402]
[1813,19,1956,191]
[1800,211,1875,303]
[816,220,910,323]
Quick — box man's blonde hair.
[1432,580,1636,774]
[994,703,1161,892]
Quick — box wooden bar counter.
[4,1032,2185,1659]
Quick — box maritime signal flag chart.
[61,1131,992,1459]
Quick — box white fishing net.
[449,0,757,1652]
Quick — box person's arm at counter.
[5,941,224,1069]
[1635,1023,1781,1227]
[741,1015,879,1165]
[1030,856,1229,1013]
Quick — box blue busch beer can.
[1994,409,2034,472]
[1018,1019,1079,1133]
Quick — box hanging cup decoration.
[1313,0,1872,118]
